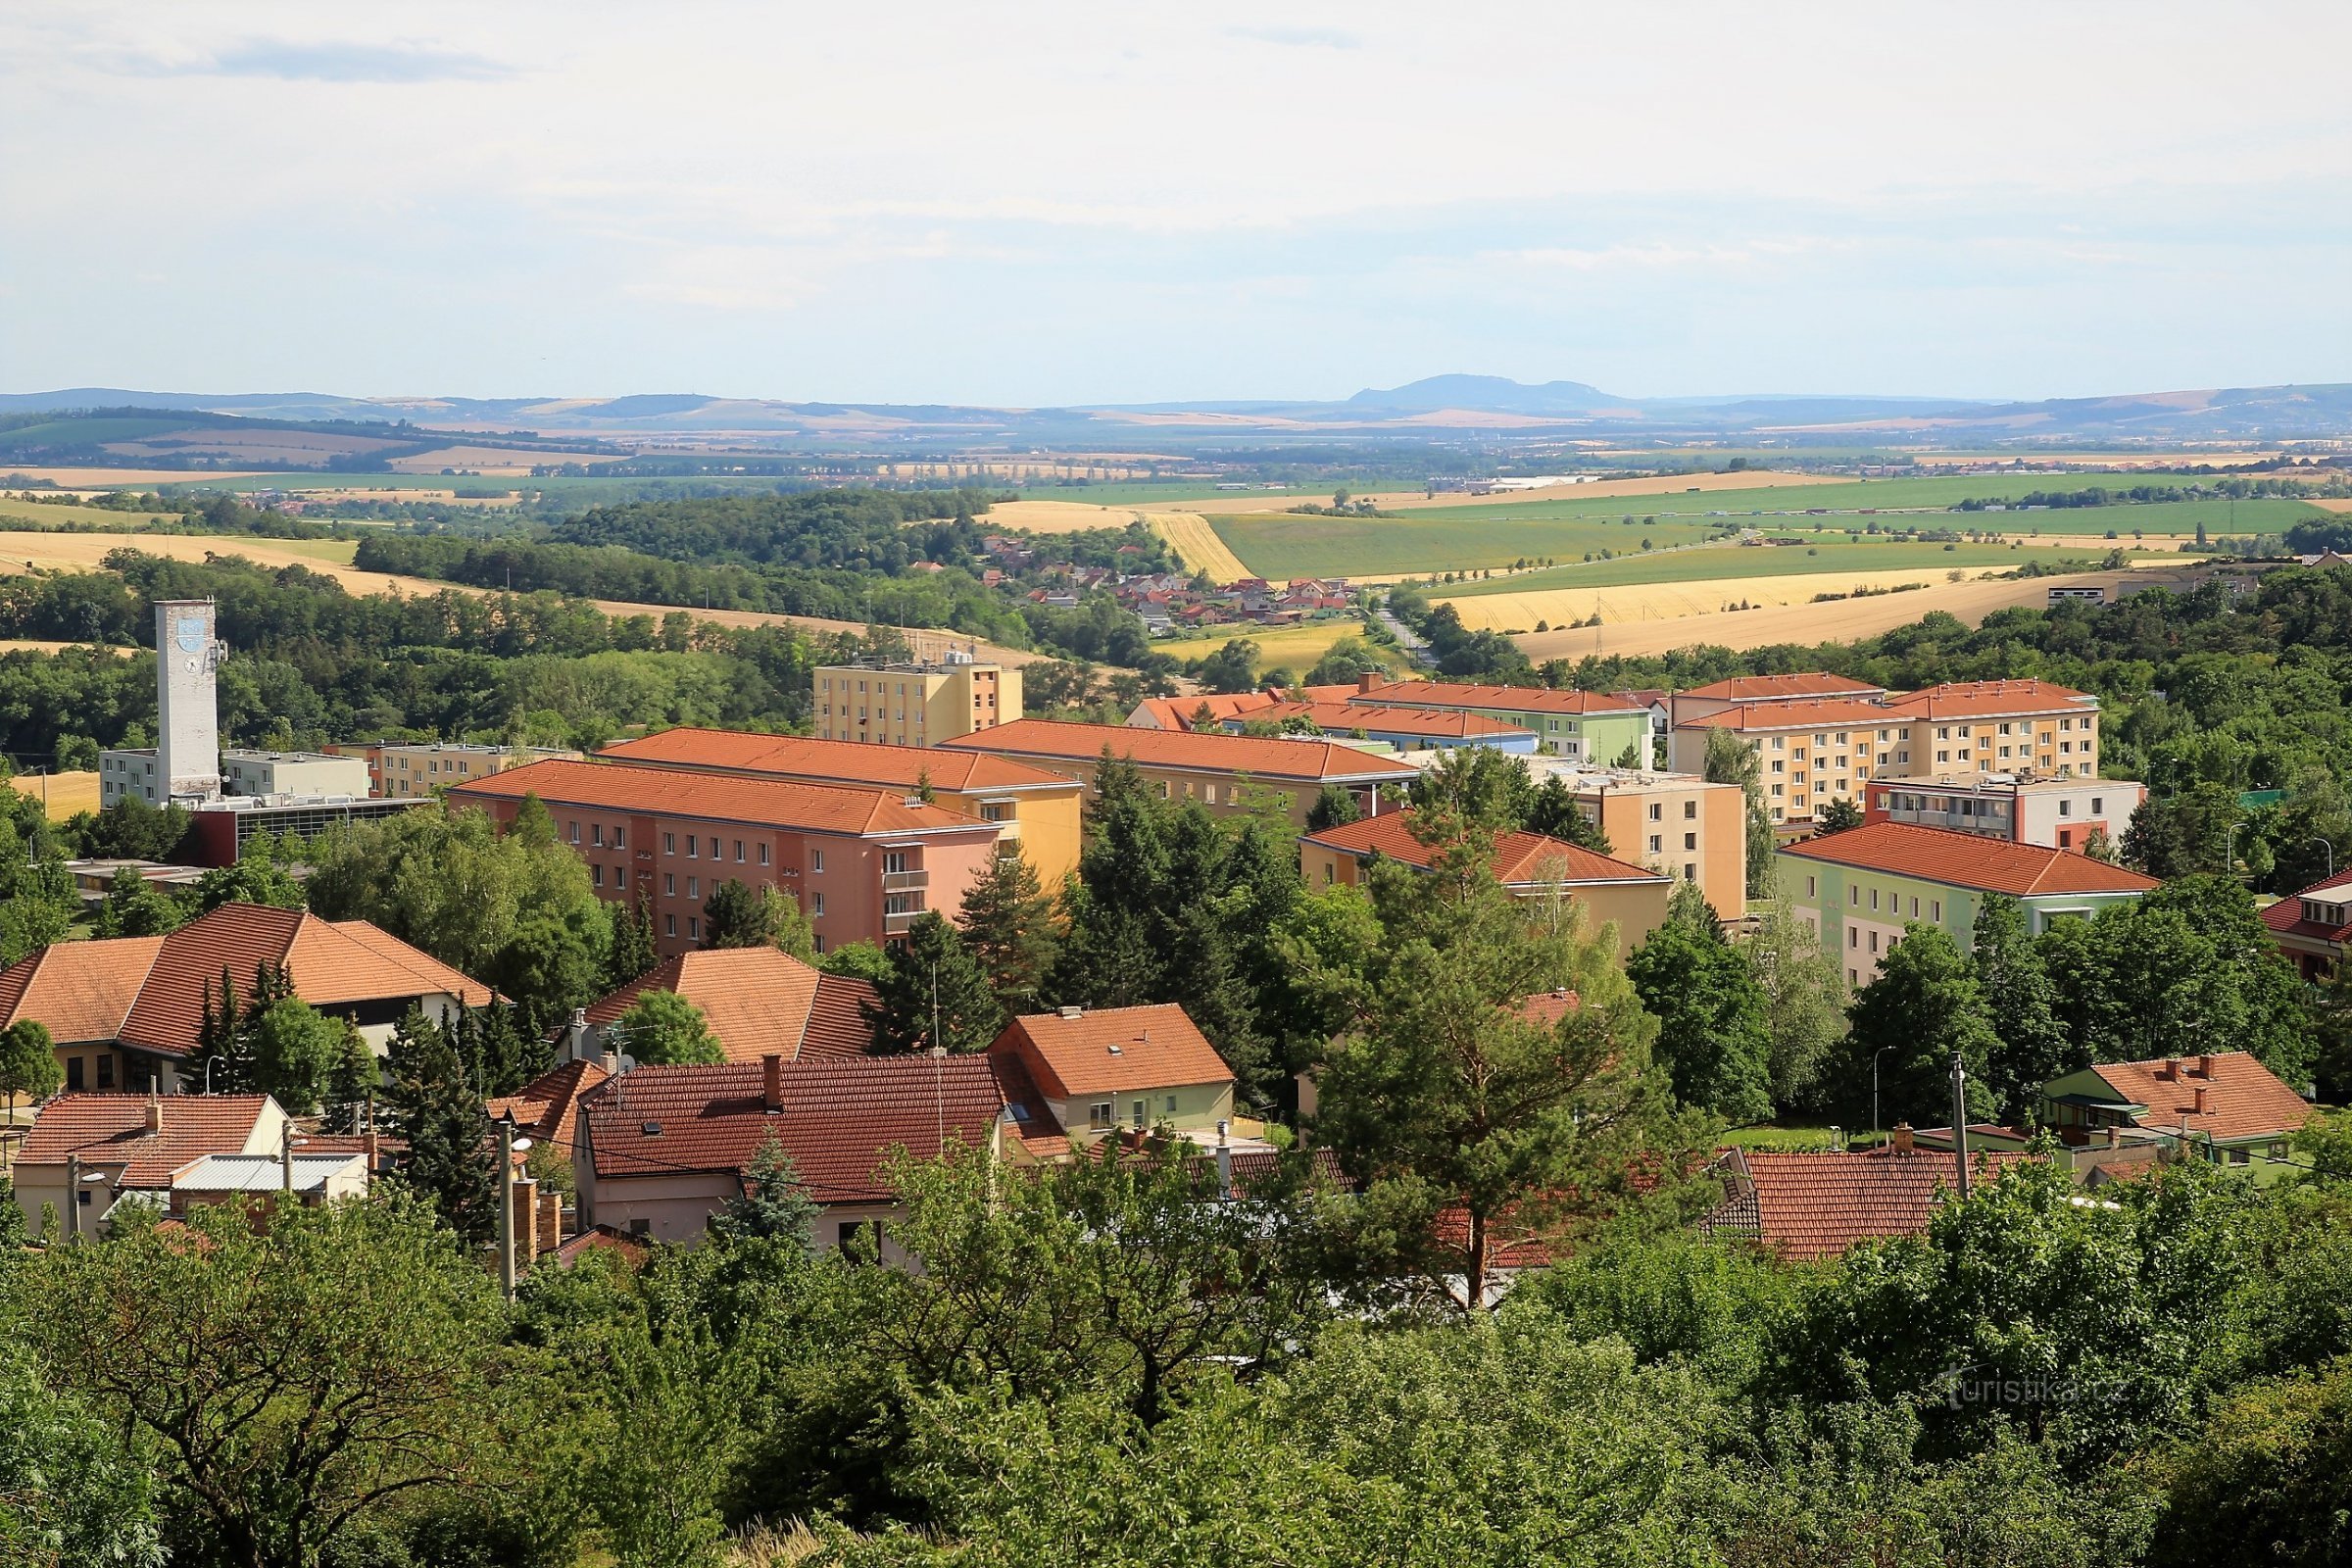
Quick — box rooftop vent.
[1057,1004,1083,1019]
[1106,1044,1123,1055]
[640,1121,662,1137]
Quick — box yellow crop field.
[1146,512,1253,583]
[1152,618,1407,674]
[976,499,1254,582]
[1433,564,2020,632]
[10,770,100,820]
[978,500,1136,534]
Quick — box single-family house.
[987,1003,1236,1148]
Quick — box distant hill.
[1344,374,1620,416]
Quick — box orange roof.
[1304,811,1670,886]
[1709,1147,2034,1260]
[2085,1053,2313,1144]
[1680,673,1886,702]
[0,905,491,1060]
[1247,702,1531,739]
[0,937,166,1043]
[449,758,997,839]
[1879,679,2096,719]
[1778,821,2158,898]
[938,719,1419,783]
[992,1004,1234,1099]
[584,948,877,1064]
[1674,698,1896,732]
[1127,691,1284,731]
[486,1058,611,1152]
[597,728,1077,794]
[16,1093,275,1188]
[1515,989,1581,1026]
[1350,680,1644,716]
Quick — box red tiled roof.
[1878,679,2096,720]
[1246,702,1531,740]
[2085,1053,2313,1144]
[1680,673,1886,702]
[597,728,1076,794]
[579,1055,1007,1202]
[584,948,878,1064]
[1128,692,1284,731]
[16,1093,275,1189]
[485,1058,611,1152]
[0,905,491,1060]
[1674,698,1896,732]
[992,1004,1234,1100]
[1777,821,2158,898]
[1710,1147,2034,1260]
[0,937,166,1043]
[2260,868,2352,942]
[939,718,1419,783]
[1515,989,1581,1026]
[554,1224,650,1267]
[1304,811,1669,886]
[449,759,995,839]
[1349,680,1644,717]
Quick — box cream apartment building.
[813,656,1020,747]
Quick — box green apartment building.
[1776,821,2158,987]
[1350,678,1651,764]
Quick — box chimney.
[2163,1057,2180,1081]
[2193,1085,2209,1116]
[762,1053,783,1113]
[1890,1121,1914,1154]
[2198,1054,2216,1079]
[2103,1124,2120,1149]
[1058,1004,1083,1020]
[364,1127,381,1175]
[143,1092,163,1135]
[1214,1119,1232,1196]
[1357,670,1382,695]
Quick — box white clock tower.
[155,599,222,802]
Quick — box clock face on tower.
[173,614,207,654]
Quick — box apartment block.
[1666,673,1888,729]
[377,743,579,799]
[595,727,1085,888]
[1775,821,2156,988]
[1519,758,1748,918]
[101,748,369,807]
[1871,680,2102,781]
[1667,699,1895,824]
[447,759,1002,956]
[813,656,1020,747]
[1349,675,1650,763]
[1863,773,2144,853]
[937,718,1418,829]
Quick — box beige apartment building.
[378,743,578,799]
[1520,759,1748,918]
[813,656,1020,747]
[1669,679,2102,826]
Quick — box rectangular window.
[1910,897,1919,916]
[1684,833,1697,851]
[1648,835,1662,854]
[2091,797,2103,813]
[566,821,579,844]
[664,873,675,896]
[1805,875,1818,898]
[663,832,675,854]
[665,914,676,936]
[686,837,697,858]
[591,824,605,848]
[734,840,746,862]
[687,877,699,900]
[759,843,771,866]
[1164,1095,1178,1114]
[1870,889,1879,910]
[708,837,718,858]
[1683,800,1696,818]
[1932,901,1942,921]
[1647,803,1662,821]
[1849,927,1858,949]
[1089,1102,1114,1130]
[96,1054,114,1089]
[812,893,826,917]
[883,851,908,875]
[688,916,701,940]
[592,864,604,888]
[613,826,625,849]
[811,850,825,873]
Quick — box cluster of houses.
[1,627,2336,1283]
[970,532,1362,630]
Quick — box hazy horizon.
[5,1,2347,406]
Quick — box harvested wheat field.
[1146,512,1253,583]
[2308,499,2352,514]
[1435,564,2023,633]
[977,500,1139,534]
[1506,571,2127,662]
[0,467,274,488]
[969,499,1252,584]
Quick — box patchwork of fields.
[1440,540,2122,599]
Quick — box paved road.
[1375,608,1437,668]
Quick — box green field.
[1385,474,2322,523]
[0,497,175,529]
[1442,540,2125,596]
[0,416,192,449]
[1209,513,1727,579]
[1016,480,1314,507]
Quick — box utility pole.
[280,1119,294,1195]
[66,1152,80,1241]
[497,1113,517,1301]
[1949,1053,1972,1200]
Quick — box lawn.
[1443,539,2122,597]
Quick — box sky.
[3,1,2348,407]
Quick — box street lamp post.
[2318,837,2335,881]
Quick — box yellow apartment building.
[814,656,1020,747]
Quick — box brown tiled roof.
[554,1224,650,1268]
[1674,698,1897,732]
[579,1055,1007,1202]
[1709,1147,2034,1260]
[937,719,1418,783]
[2260,868,2352,941]
[16,1093,275,1189]
[2086,1053,2313,1144]
[1879,679,2096,720]
[1350,680,1644,716]
[992,1004,1233,1100]
[1128,692,1284,731]
[1304,811,1670,886]
[449,759,995,839]
[0,937,166,1043]
[0,905,490,1060]
[1247,702,1531,739]
[583,948,878,1064]
[486,1058,611,1152]
[1680,673,1886,702]
[1777,821,2158,898]
[1514,989,1581,1026]
[598,729,1077,794]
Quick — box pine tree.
[958,849,1058,1016]
[865,911,1003,1054]
[380,1007,498,1243]
[712,1132,818,1249]
[319,1020,378,1135]
[453,1000,540,1099]
[1523,774,1614,856]
[1626,882,1774,1123]
[607,895,658,988]
[1304,784,1361,834]
[192,966,249,1094]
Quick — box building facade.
[813,656,1021,747]
[376,743,578,799]
[153,598,221,802]
[989,1004,1236,1148]
[1519,759,1748,918]
[1349,676,1650,763]
[219,750,373,800]
[1863,773,2144,853]
[1222,701,1540,753]
[595,728,1086,890]
[448,759,1003,956]
[1775,821,2158,987]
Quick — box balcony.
[882,906,924,936]
[883,868,929,892]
